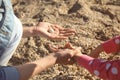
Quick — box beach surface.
[11,0,120,80]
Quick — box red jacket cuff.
[102,36,120,53]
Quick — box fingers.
[52,28,75,37]
[47,43,74,53]
[59,33,75,37]
[51,34,69,40]
[54,24,76,35]
[59,29,76,35]
[54,25,75,33]
[54,24,64,30]
[64,43,75,49]
[49,35,68,40]
[59,29,76,37]
[46,43,59,52]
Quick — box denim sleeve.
[0,66,20,80]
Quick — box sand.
[10,0,120,80]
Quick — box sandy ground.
[10,0,120,80]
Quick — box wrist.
[48,53,58,64]
[74,53,83,61]
[31,26,39,37]
[23,27,34,37]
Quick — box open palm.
[35,22,75,40]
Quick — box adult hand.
[34,22,75,40]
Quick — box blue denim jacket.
[0,0,21,80]
[0,0,14,56]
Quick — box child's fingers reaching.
[46,43,59,52]
[64,43,75,49]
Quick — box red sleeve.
[102,36,120,54]
[77,55,120,80]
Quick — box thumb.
[46,43,59,52]
[64,42,75,49]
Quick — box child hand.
[48,43,82,65]
[89,45,104,58]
